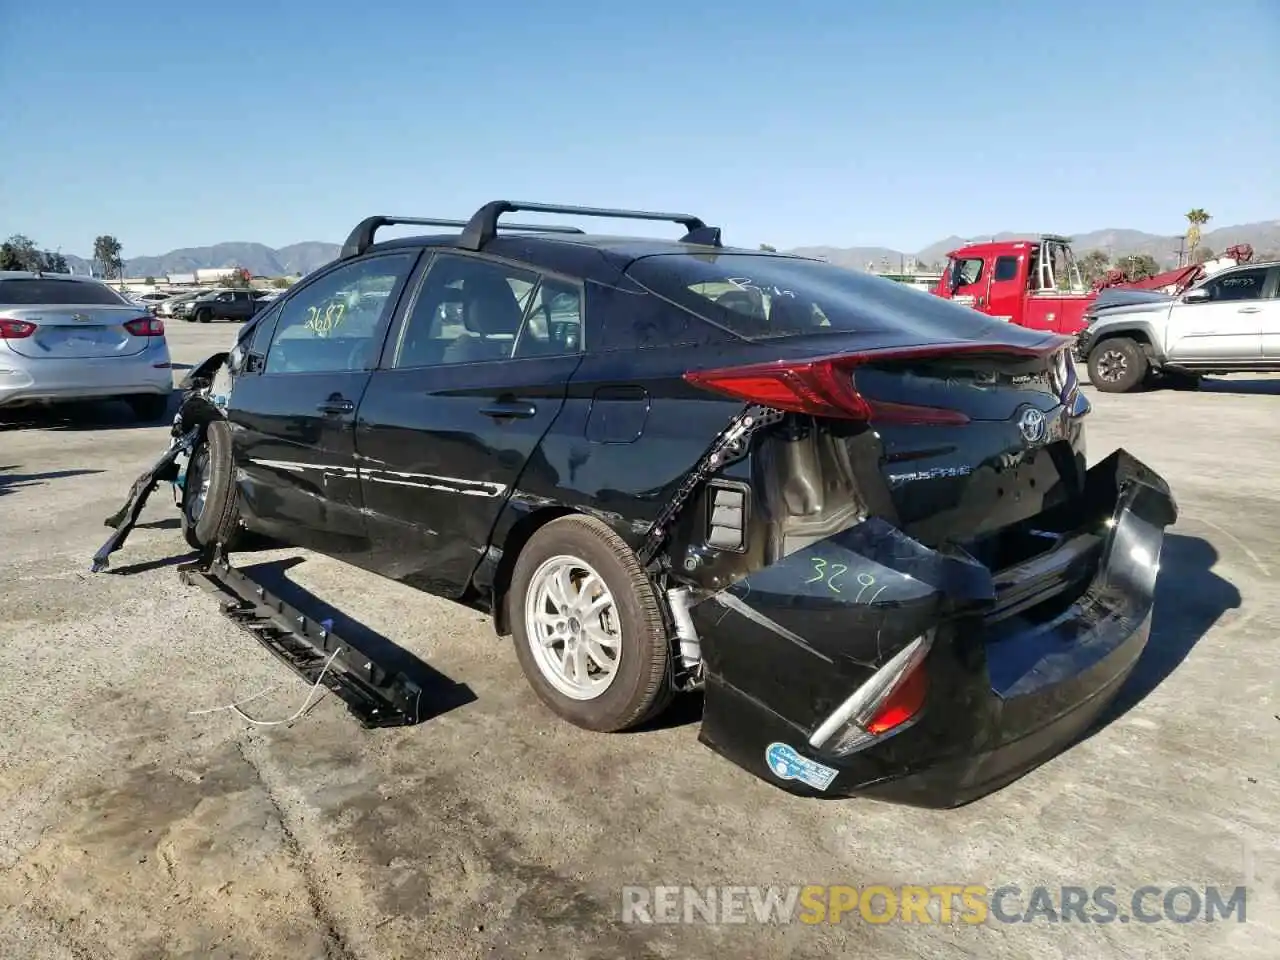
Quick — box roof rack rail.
[340,215,585,260]
[457,201,717,251]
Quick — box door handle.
[480,399,537,419]
[316,397,355,415]
[1237,306,1262,313]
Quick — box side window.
[1202,267,1268,303]
[953,257,984,287]
[392,254,537,369]
[264,253,415,375]
[513,277,583,358]
[217,292,234,302]
[993,256,1019,282]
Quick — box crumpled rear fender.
[691,448,1176,801]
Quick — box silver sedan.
[0,272,174,420]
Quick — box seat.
[441,273,526,365]
[767,294,816,334]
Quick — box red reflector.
[865,666,928,735]
[684,353,971,425]
[0,318,37,339]
[124,317,165,336]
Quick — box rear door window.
[626,253,1001,342]
[391,254,538,368]
[513,277,583,358]
[993,256,1019,282]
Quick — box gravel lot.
[1,319,1277,959]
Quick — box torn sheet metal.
[691,447,1177,807]
[92,426,200,572]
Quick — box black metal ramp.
[178,548,424,728]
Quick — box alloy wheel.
[1096,349,1128,382]
[523,555,621,700]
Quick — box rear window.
[0,278,127,306]
[626,253,1000,342]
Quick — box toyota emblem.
[1017,407,1048,445]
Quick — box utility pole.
[1173,235,1186,268]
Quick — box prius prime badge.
[1017,406,1048,445]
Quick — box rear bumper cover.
[692,449,1175,807]
[0,344,172,405]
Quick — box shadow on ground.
[0,391,177,432]
[1087,532,1240,734]
[0,465,104,497]
[1197,377,1280,396]
[233,556,478,725]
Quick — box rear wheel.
[126,394,170,422]
[509,515,673,732]
[181,420,241,550]
[1087,338,1147,393]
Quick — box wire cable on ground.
[188,647,341,727]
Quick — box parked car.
[1075,259,1280,392]
[97,202,1176,806]
[0,271,172,420]
[157,290,209,318]
[179,288,265,323]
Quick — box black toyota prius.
[97,201,1176,808]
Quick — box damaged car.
[96,201,1177,808]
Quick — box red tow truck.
[931,236,1258,337]
[932,235,1096,335]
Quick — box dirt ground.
[1,320,1276,959]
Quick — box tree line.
[0,233,124,277]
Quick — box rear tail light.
[124,317,165,336]
[0,318,37,339]
[683,340,1071,425]
[808,632,933,756]
[685,356,969,425]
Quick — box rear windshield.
[627,253,998,342]
[0,278,127,306]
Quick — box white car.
[1078,260,1280,392]
[0,271,173,420]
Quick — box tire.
[126,393,170,422]
[1087,337,1147,393]
[180,420,241,550]
[509,514,673,732]
[196,309,212,324]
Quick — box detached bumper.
[692,449,1175,808]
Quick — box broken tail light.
[808,631,933,756]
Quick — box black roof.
[342,201,801,284]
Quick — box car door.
[355,251,584,597]
[1165,266,1269,361]
[947,255,990,313]
[1254,266,1280,357]
[227,251,419,561]
[232,290,257,321]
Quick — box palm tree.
[1184,208,1212,264]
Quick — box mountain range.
[61,220,1280,279]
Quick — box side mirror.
[1182,287,1210,303]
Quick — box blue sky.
[2,0,1278,259]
